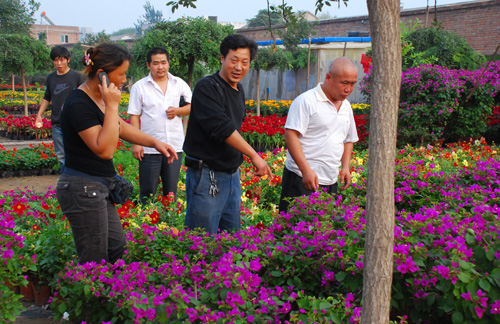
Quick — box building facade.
[31,24,80,46]
[237,0,500,56]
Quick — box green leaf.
[331,313,341,324]
[465,234,475,244]
[83,284,91,296]
[457,272,471,283]
[451,311,463,324]
[459,260,472,271]
[319,301,331,310]
[486,248,497,261]
[335,272,347,281]
[427,293,436,306]
[271,271,283,277]
[58,302,67,313]
[478,278,491,292]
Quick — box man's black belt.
[184,155,238,174]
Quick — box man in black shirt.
[35,46,86,172]
[183,34,272,235]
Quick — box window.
[60,34,69,43]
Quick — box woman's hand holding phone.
[98,72,121,110]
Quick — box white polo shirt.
[127,73,192,153]
[285,83,359,185]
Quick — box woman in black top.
[57,43,177,264]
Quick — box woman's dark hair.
[82,43,132,78]
[50,46,71,60]
[147,47,170,63]
[220,34,258,61]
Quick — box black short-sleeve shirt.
[60,89,116,177]
[43,70,86,125]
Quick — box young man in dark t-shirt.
[183,34,272,235]
[35,46,86,172]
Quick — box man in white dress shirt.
[128,47,192,204]
[279,57,359,212]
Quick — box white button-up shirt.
[127,73,192,153]
[285,83,359,185]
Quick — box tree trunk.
[183,61,195,134]
[21,67,29,117]
[256,69,261,116]
[362,0,401,323]
[425,0,430,27]
[11,74,15,92]
[294,70,299,98]
[306,38,311,90]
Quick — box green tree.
[272,4,316,96]
[0,34,49,116]
[405,26,485,70]
[166,0,348,16]
[68,42,86,71]
[251,47,291,115]
[83,31,111,45]
[0,0,39,35]
[68,31,112,71]
[111,27,137,36]
[246,9,283,28]
[135,1,164,36]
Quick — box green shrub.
[405,27,485,70]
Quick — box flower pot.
[432,138,445,147]
[4,280,21,294]
[20,281,34,302]
[0,170,16,179]
[38,168,52,176]
[17,170,30,177]
[33,283,52,306]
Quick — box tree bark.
[362,0,401,323]
[306,38,311,90]
[21,67,29,117]
[256,69,261,116]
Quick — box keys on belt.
[185,156,219,197]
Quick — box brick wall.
[31,25,80,46]
[237,0,500,56]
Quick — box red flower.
[255,222,265,230]
[149,210,160,224]
[11,201,27,216]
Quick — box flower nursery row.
[1,139,499,323]
[0,142,58,176]
[244,100,370,117]
[0,112,52,140]
[0,84,43,91]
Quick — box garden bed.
[1,139,499,323]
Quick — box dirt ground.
[0,174,59,194]
[14,302,59,324]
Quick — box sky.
[34,0,475,34]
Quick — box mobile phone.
[98,72,110,87]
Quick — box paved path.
[0,137,53,150]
